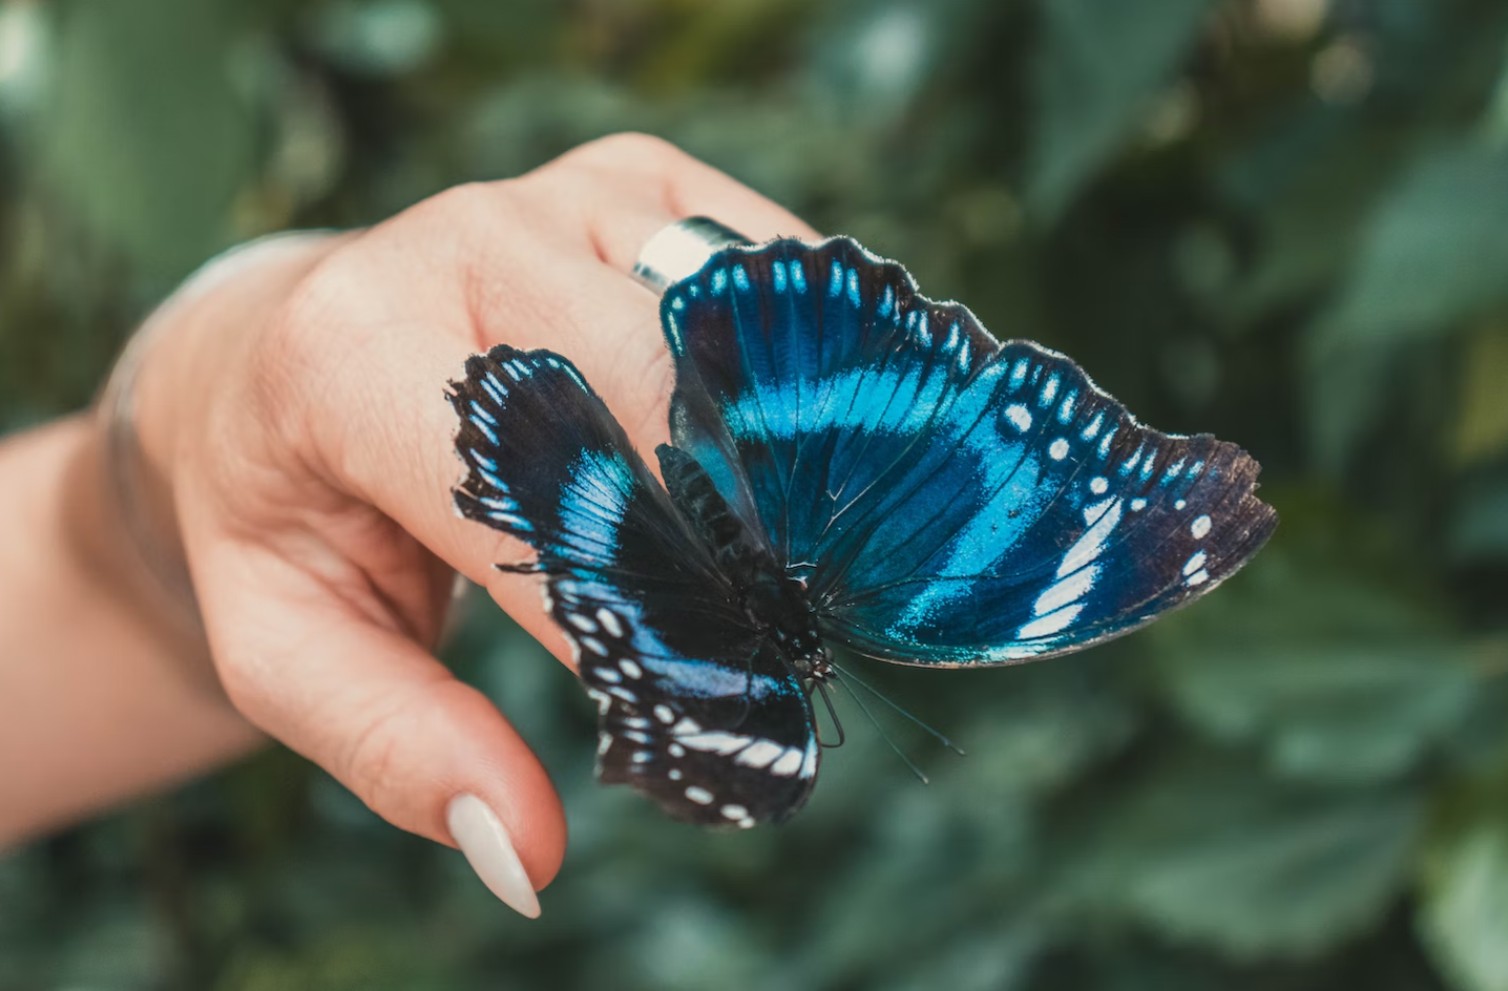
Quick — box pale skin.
[0,134,819,911]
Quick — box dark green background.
[3,1,1507,988]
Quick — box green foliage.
[2,0,1507,988]
[1152,500,1478,783]
[1318,142,1508,351]
[1420,773,1508,991]
[40,0,258,284]
[1027,0,1216,217]
[1057,752,1421,958]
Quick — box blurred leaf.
[1418,771,1508,991]
[1453,323,1508,465]
[37,0,258,283]
[1026,0,1215,217]
[307,0,444,77]
[1060,753,1422,959]
[1301,334,1402,473]
[807,0,950,128]
[875,924,1045,991]
[56,897,166,989]
[216,926,452,991]
[1219,110,1409,324]
[1451,470,1508,563]
[1153,502,1476,783]
[1315,141,1508,353]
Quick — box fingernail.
[446,793,541,919]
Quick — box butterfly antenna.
[813,678,847,749]
[833,676,931,785]
[829,659,967,756]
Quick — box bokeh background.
[3,0,1508,988]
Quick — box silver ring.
[631,216,753,294]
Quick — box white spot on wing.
[734,740,784,769]
[1058,390,1078,423]
[1049,438,1069,461]
[679,731,753,756]
[1041,373,1060,406]
[771,749,804,777]
[596,608,624,638]
[1090,477,1108,495]
[800,742,818,779]
[685,786,714,805]
[1033,565,1100,616]
[1192,514,1212,539]
[1005,404,1032,432]
[1063,499,1123,576]
[1018,604,1084,639]
[1183,550,1207,576]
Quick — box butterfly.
[448,236,1276,828]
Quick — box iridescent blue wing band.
[661,237,1277,665]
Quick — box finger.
[523,131,822,274]
[189,530,565,916]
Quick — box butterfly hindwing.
[449,346,818,824]
[662,238,1277,664]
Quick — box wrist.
[0,418,263,844]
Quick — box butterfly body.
[449,236,1276,827]
[657,442,829,679]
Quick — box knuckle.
[564,131,685,173]
[245,262,351,440]
[405,181,540,254]
[416,180,509,225]
[336,690,429,820]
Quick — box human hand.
[129,134,818,916]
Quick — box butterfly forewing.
[661,238,1277,665]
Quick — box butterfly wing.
[661,237,1277,664]
[449,346,818,824]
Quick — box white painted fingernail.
[446,793,541,919]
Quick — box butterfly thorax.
[744,569,830,678]
[657,443,831,681]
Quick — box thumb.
[191,535,565,918]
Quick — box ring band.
[631,216,754,294]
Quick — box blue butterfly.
[448,237,1276,828]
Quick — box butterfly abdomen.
[659,443,827,672]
